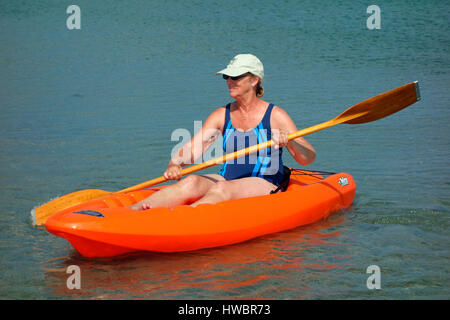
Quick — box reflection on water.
[42,210,353,299]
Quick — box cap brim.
[216,67,249,77]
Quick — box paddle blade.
[338,81,420,125]
[32,189,111,226]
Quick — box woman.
[131,54,316,210]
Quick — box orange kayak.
[45,169,356,258]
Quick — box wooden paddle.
[33,81,420,225]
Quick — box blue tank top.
[218,103,285,186]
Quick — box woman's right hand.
[164,163,183,181]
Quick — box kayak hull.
[46,170,356,257]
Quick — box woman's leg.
[191,177,277,207]
[130,174,224,210]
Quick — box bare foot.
[141,202,152,210]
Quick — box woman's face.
[226,73,258,99]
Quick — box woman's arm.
[271,106,316,166]
[165,107,225,180]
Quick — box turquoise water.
[1,0,449,299]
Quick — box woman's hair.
[255,77,264,97]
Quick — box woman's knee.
[205,181,233,200]
[176,174,214,197]
[177,174,202,189]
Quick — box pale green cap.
[216,54,264,80]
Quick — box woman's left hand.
[271,129,289,150]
